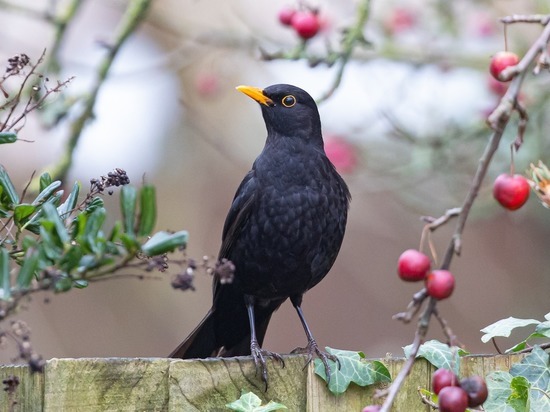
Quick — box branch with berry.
[362,12,550,412]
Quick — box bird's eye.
[281,95,296,107]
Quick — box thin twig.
[35,0,153,186]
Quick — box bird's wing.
[213,170,257,296]
[219,170,257,258]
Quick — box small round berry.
[425,270,455,300]
[278,7,296,26]
[397,249,431,282]
[489,51,519,81]
[460,375,488,407]
[432,368,458,395]
[493,173,530,211]
[291,11,320,39]
[438,386,469,412]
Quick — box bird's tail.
[169,309,218,359]
[169,291,284,359]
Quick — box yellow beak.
[236,85,273,106]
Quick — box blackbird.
[170,84,350,384]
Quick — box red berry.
[493,173,530,210]
[324,136,358,174]
[397,249,431,282]
[386,7,416,34]
[425,270,455,300]
[278,7,296,26]
[460,376,488,407]
[291,11,320,39]
[432,368,458,395]
[362,406,381,412]
[489,51,519,81]
[438,386,469,412]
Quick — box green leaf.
[84,208,106,255]
[0,164,19,206]
[120,185,137,236]
[41,202,70,245]
[31,180,62,206]
[534,320,550,338]
[57,181,80,219]
[509,346,550,411]
[39,173,52,192]
[484,371,515,412]
[85,197,104,214]
[16,248,39,288]
[141,230,188,256]
[54,276,72,292]
[404,340,463,375]
[0,131,17,144]
[137,185,156,236]
[0,248,10,300]
[38,224,63,261]
[314,347,391,394]
[507,376,530,412]
[59,245,83,274]
[507,331,549,353]
[13,204,36,227]
[481,317,541,343]
[72,279,88,289]
[226,392,287,412]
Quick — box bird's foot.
[250,340,285,388]
[291,339,340,384]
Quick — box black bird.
[170,84,350,384]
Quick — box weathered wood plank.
[168,355,307,411]
[0,364,43,412]
[43,358,170,412]
[0,353,530,411]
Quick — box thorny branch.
[377,14,550,412]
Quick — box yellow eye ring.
[281,95,296,107]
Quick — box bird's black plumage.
[170,84,350,383]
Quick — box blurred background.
[0,0,549,364]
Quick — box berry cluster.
[278,6,321,40]
[432,369,488,412]
[397,249,455,300]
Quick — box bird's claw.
[291,340,340,385]
[250,341,285,388]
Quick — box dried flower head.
[6,54,30,74]
[215,258,236,285]
[528,161,550,208]
[90,168,130,195]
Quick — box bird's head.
[237,84,322,146]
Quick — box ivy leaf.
[481,317,540,343]
[404,340,464,375]
[534,320,550,338]
[314,347,391,394]
[510,346,550,411]
[507,376,530,412]
[225,392,287,412]
[484,371,515,412]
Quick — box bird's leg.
[244,295,284,387]
[290,295,340,383]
